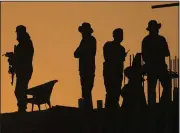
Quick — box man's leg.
[158,68,172,133]
[159,69,172,107]
[80,74,94,109]
[147,72,158,106]
[104,72,114,109]
[105,90,114,109]
[15,77,30,112]
[113,74,123,108]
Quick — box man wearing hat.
[13,25,34,112]
[103,28,127,109]
[142,20,171,107]
[74,22,96,109]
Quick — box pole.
[124,71,126,86]
[175,56,177,87]
[133,54,134,60]
[170,58,172,101]
[158,80,161,102]
[152,3,179,9]
[178,58,179,88]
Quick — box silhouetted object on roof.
[7,25,34,113]
[168,70,179,79]
[172,86,179,133]
[121,53,147,110]
[173,87,179,105]
[142,20,172,107]
[152,2,179,9]
[103,28,128,109]
[74,22,96,110]
[97,100,103,109]
[78,98,84,108]
[27,80,58,111]
[171,58,179,105]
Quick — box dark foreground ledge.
[1,104,179,133]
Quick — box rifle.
[2,45,16,85]
[2,52,14,58]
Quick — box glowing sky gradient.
[1,2,178,113]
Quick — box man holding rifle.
[3,25,34,112]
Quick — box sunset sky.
[1,1,179,113]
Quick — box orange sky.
[1,1,179,113]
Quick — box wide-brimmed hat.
[78,22,93,34]
[146,20,161,31]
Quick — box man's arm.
[90,37,96,57]
[74,42,83,58]
[74,46,81,58]
[82,37,96,57]
[162,37,170,57]
[122,47,126,61]
[141,38,149,63]
[103,42,111,61]
[21,42,34,64]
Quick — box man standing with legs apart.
[142,20,172,108]
[13,25,34,112]
[103,28,126,109]
[74,22,96,109]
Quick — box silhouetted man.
[121,53,147,110]
[13,25,34,112]
[142,20,171,107]
[103,28,126,109]
[74,22,96,109]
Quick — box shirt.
[74,35,96,76]
[103,41,126,74]
[142,34,170,69]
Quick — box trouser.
[147,67,172,107]
[104,71,123,109]
[15,76,31,111]
[80,73,95,109]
